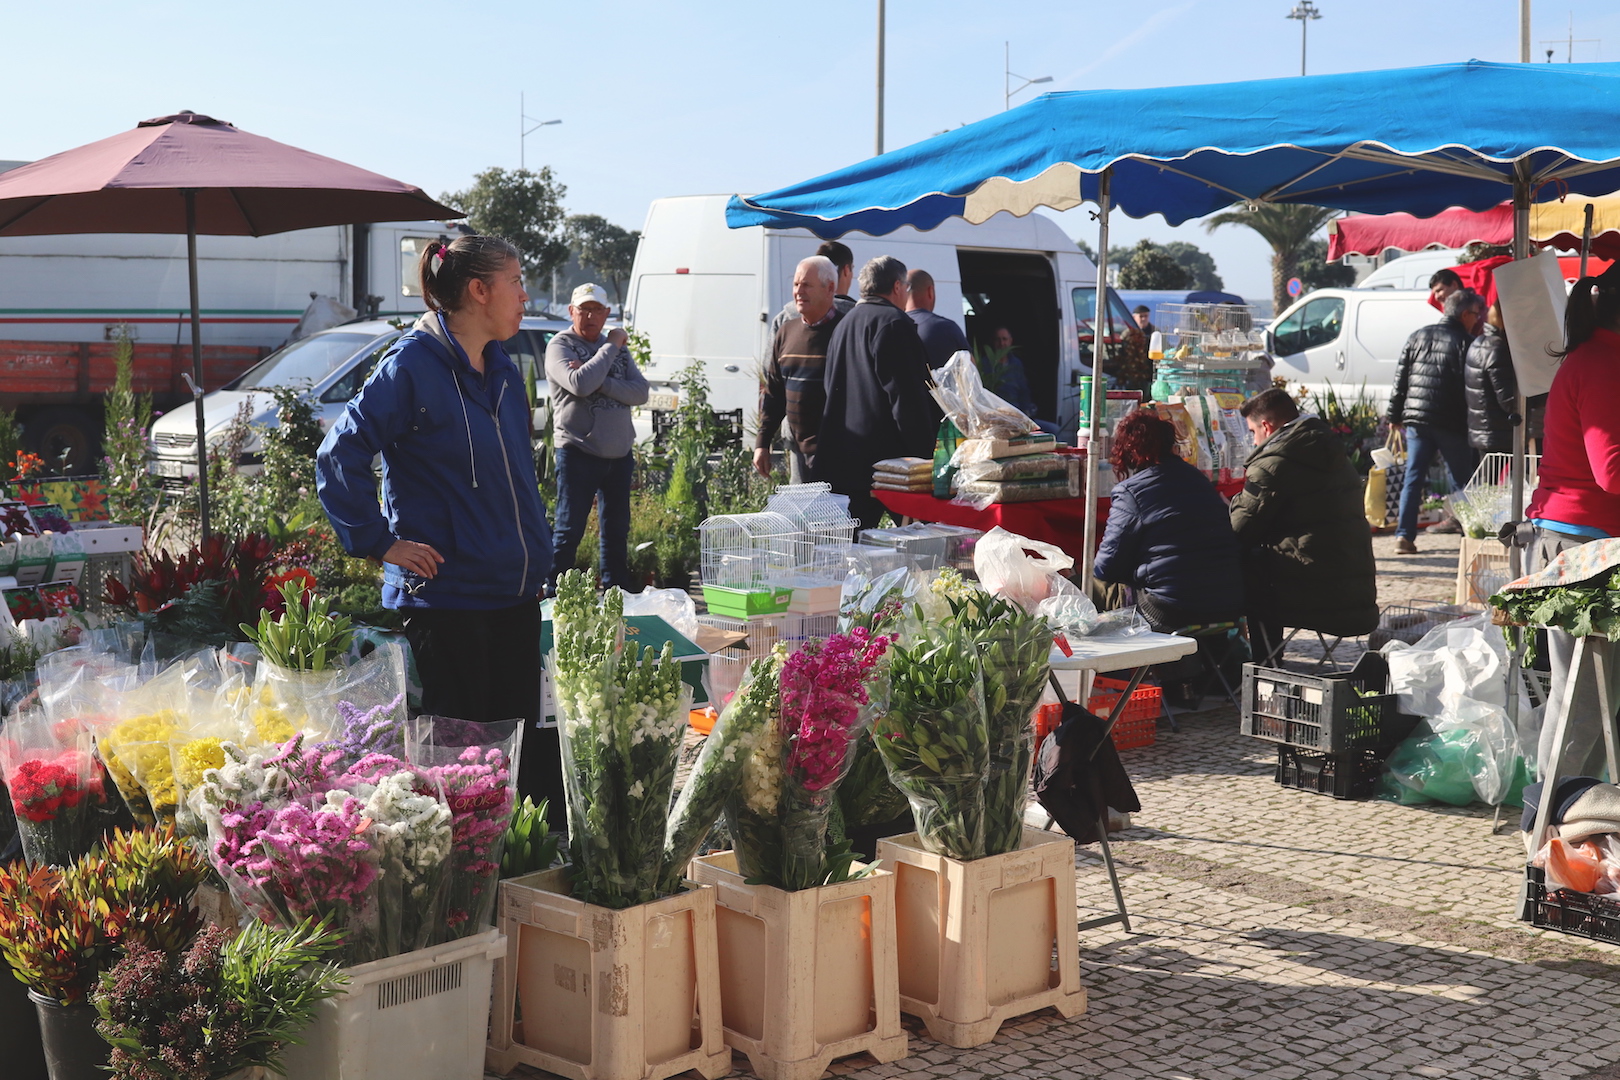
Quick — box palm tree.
[1203,203,1339,315]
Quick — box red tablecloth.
[873,479,1245,564]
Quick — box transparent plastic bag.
[92,662,189,825]
[777,681,873,890]
[0,711,108,867]
[979,619,1054,855]
[929,350,1036,440]
[408,715,524,938]
[622,587,700,642]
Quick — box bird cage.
[765,482,859,561]
[699,511,802,617]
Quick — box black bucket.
[0,977,47,1080]
[28,992,106,1080]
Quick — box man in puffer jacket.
[1231,389,1378,664]
[1464,302,1520,454]
[1387,289,1482,552]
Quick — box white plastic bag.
[621,587,700,642]
[929,351,1035,440]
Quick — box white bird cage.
[699,510,801,587]
[765,483,859,563]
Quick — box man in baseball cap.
[544,283,649,593]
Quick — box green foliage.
[1162,241,1225,292]
[565,214,641,304]
[1205,203,1340,316]
[0,408,21,488]
[1298,238,1358,292]
[242,580,354,671]
[1491,566,1620,665]
[0,637,40,682]
[442,166,570,285]
[1301,380,1381,472]
[501,797,561,878]
[1117,239,1193,291]
[101,325,157,525]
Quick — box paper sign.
[1494,251,1567,398]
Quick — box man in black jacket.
[814,256,938,529]
[1387,289,1482,553]
[1464,302,1520,454]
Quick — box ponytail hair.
[1554,260,1620,359]
[417,234,522,312]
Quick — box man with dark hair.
[904,268,969,369]
[1429,268,1464,307]
[755,255,843,483]
[772,240,856,335]
[1387,288,1482,553]
[1230,386,1378,664]
[815,255,937,528]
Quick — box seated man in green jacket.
[1230,388,1379,664]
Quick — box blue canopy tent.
[728,59,1620,589]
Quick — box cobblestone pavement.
[499,531,1620,1080]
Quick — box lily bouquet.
[550,569,691,909]
[874,618,989,860]
[727,629,891,890]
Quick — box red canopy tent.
[1328,199,1620,261]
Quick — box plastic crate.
[1524,865,1620,944]
[1272,745,1382,800]
[1241,653,1416,753]
[1088,677,1162,750]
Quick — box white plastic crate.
[280,929,504,1080]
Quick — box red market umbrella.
[0,111,462,535]
[1327,198,1620,261]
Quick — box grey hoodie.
[544,328,649,459]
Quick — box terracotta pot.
[27,991,107,1080]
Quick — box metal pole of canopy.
[1580,202,1595,279]
[1503,159,1532,795]
[1080,168,1112,590]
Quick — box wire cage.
[1161,303,1261,346]
[765,483,860,555]
[1467,452,1541,494]
[1449,452,1542,535]
[699,510,801,587]
[697,613,786,704]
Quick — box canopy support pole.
[185,189,210,540]
[1504,159,1533,780]
[1081,168,1112,590]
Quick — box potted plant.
[92,917,347,1080]
[0,826,207,1080]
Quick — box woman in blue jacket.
[1092,410,1243,632]
[317,234,556,810]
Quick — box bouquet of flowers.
[873,621,989,860]
[727,629,891,890]
[950,589,1053,855]
[550,569,691,909]
[341,755,453,956]
[660,649,784,896]
[0,713,107,867]
[407,715,522,940]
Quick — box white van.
[1265,288,1438,407]
[623,195,1131,433]
[1358,249,1461,291]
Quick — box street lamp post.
[1003,42,1052,111]
[1286,1,1322,77]
[520,92,561,170]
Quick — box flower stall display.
[874,621,990,860]
[660,650,784,896]
[406,715,521,941]
[96,667,187,827]
[549,569,692,909]
[725,630,892,890]
[92,918,348,1080]
[0,713,107,868]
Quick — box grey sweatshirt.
[544,328,649,459]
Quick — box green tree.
[1162,241,1224,291]
[1117,239,1192,290]
[565,214,641,305]
[101,325,156,525]
[1297,238,1358,293]
[1203,203,1339,315]
[442,167,570,286]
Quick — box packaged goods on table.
[873,455,934,493]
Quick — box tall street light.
[875,0,886,155]
[520,92,561,170]
[1004,42,1052,111]
[1286,1,1322,77]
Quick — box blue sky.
[10,0,1620,298]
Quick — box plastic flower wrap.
[335,760,452,957]
[874,621,989,860]
[406,715,521,940]
[98,709,181,826]
[0,713,108,867]
[549,569,691,909]
[726,630,892,890]
[247,792,383,965]
[660,648,784,895]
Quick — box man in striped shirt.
[755,255,844,482]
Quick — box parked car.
[1264,287,1437,408]
[147,316,569,482]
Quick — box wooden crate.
[485,868,731,1080]
[876,828,1087,1048]
[689,852,909,1080]
[1454,534,1511,606]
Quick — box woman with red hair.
[1092,410,1244,632]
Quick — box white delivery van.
[1357,249,1462,291]
[1265,288,1438,407]
[623,195,1132,434]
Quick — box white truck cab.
[623,195,1131,435]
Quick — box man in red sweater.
[755,256,844,482]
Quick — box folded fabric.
[1521,777,1620,841]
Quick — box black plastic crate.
[1524,865,1620,944]
[651,407,745,449]
[1241,652,1418,753]
[1273,745,1383,800]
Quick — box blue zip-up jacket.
[316,312,553,609]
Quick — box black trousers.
[403,600,564,828]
